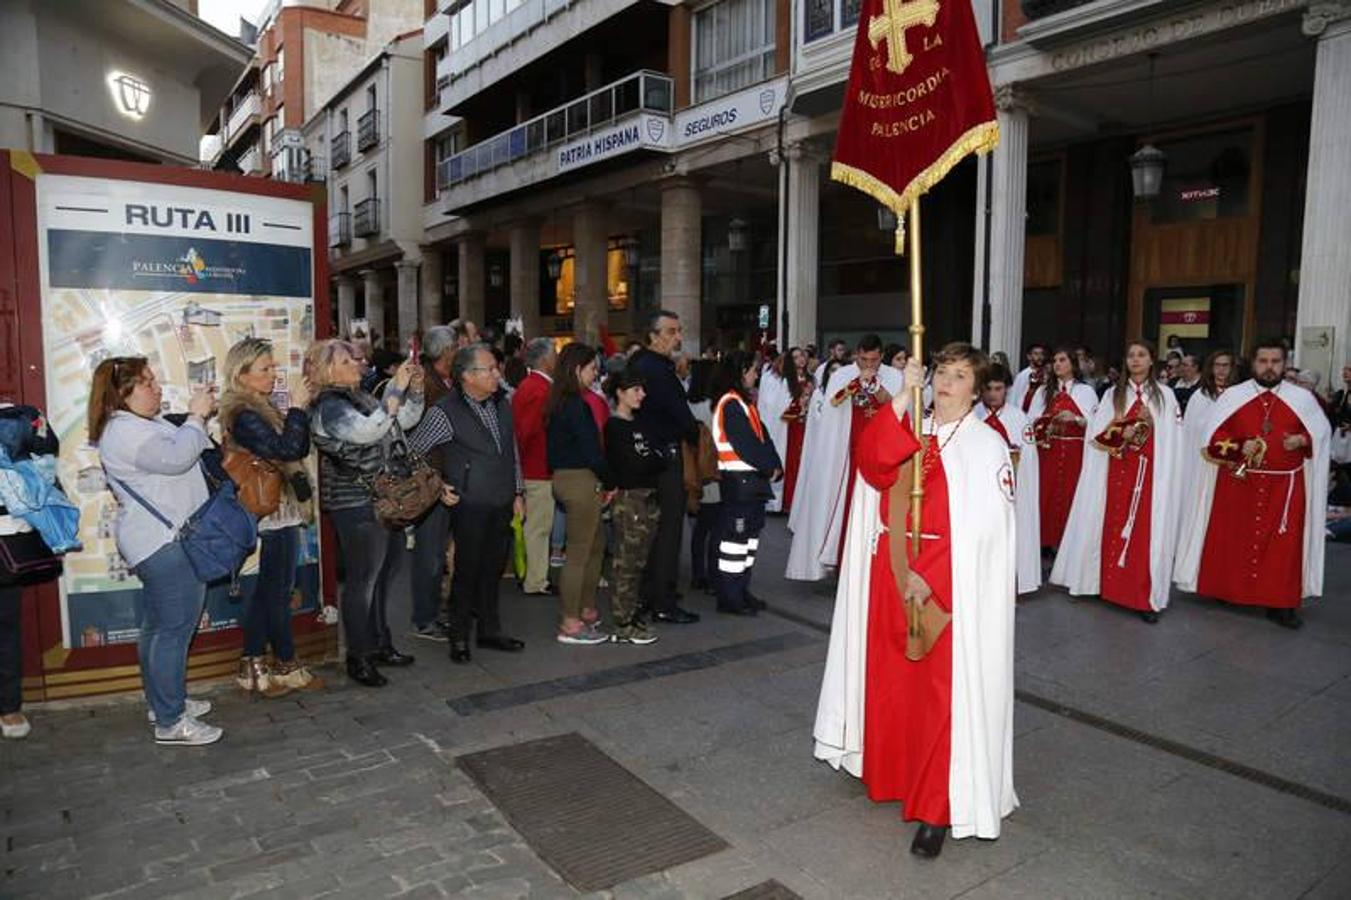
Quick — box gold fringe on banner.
[831,120,1000,255]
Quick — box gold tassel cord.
[831,120,1000,255]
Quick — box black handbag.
[0,529,63,586]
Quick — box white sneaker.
[153,715,223,746]
[1,715,31,740]
[148,698,213,725]
[556,627,609,646]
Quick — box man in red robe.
[1175,341,1331,628]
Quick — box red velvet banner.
[831,0,999,250]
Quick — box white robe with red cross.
[976,402,1041,594]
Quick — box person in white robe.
[757,360,790,513]
[976,367,1041,594]
[1008,343,1049,413]
[786,347,903,582]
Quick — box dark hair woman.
[709,351,781,615]
[546,343,611,645]
[779,347,812,515]
[1030,346,1100,550]
[603,368,664,644]
[89,357,222,746]
[220,337,321,697]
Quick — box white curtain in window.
[693,0,775,103]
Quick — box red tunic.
[858,408,953,826]
[1098,398,1154,611]
[836,379,888,565]
[782,395,807,513]
[1037,390,1088,549]
[1198,392,1311,608]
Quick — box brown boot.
[236,656,291,698]
[271,658,325,691]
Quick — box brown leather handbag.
[888,456,951,661]
[223,445,283,518]
[367,431,443,529]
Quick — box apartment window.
[262,63,272,97]
[368,170,378,201]
[804,0,863,42]
[490,0,504,24]
[276,46,285,82]
[693,0,776,103]
[339,185,349,213]
[338,109,349,133]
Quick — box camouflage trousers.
[611,488,659,627]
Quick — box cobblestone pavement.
[3,523,1351,899]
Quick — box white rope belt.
[1239,467,1300,535]
[1117,455,1149,568]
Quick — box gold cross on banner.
[868,0,941,76]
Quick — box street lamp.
[1130,144,1167,200]
[546,249,564,281]
[618,236,641,269]
[877,205,898,232]
[1131,53,1167,201]
[728,218,749,252]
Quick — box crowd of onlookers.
[1,318,1346,746]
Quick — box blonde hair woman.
[305,338,425,687]
[220,337,323,696]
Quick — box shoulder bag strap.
[104,470,175,531]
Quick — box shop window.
[693,0,777,103]
[804,0,864,43]
[1150,128,1254,224]
[1026,158,1061,237]
[545,244,635,315]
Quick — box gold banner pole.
[907,198,924,557]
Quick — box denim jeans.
[133,542,207,727]
[409,504,451,629]
[243,526,299,660]
[0,585,22,715]
[329,505,402,658]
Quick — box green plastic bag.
[511,513,527,580]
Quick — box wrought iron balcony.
[329,212,351,247]
[353,198,380,237]
[357,109,380,152]
[437,70,672,190]
[331,131,351,170]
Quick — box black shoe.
[345,657,387,687]
[745,592,767,611]
[910,823,947,858]
[1140,611,1159,624]
[653,607,700,625]
[375,647,415,667]
[450,641,472,664]
[718,605,757,617]
[476,634,526,652]
[410,620,451,642]
[1266,608,1303,630]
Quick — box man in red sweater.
[513,337,558,595]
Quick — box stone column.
[457,233,486,329]
[986,86,1031,360]
[784,144,821,349]
[509,220,543,340]
[1296,1,1351,386]
[359,268,384,347]
[572,203,609,345]
[660,178,702,354]
[395,259,420,344]
[419,246,444,331]
[335,275,357,337]
[970,153,991,349]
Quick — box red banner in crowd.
[832,0,999,250]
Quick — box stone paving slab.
[1,524,1349,898]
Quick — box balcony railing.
[227,92,261,142]
[353,198,380,237]
[330,212,352,247]
[331,131,351,170]
[438,70,672,190]
[237,144,261,175]
[1020,0,1095,19]
[305,153,328,183]
[357,108,380,151]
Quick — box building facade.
[979,0,1350,387]
[311,30,428,346]
[0,0,249,165]
[203,0,423,180]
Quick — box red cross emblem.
[997,463,1016,502]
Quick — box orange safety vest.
[712,392,766,472]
